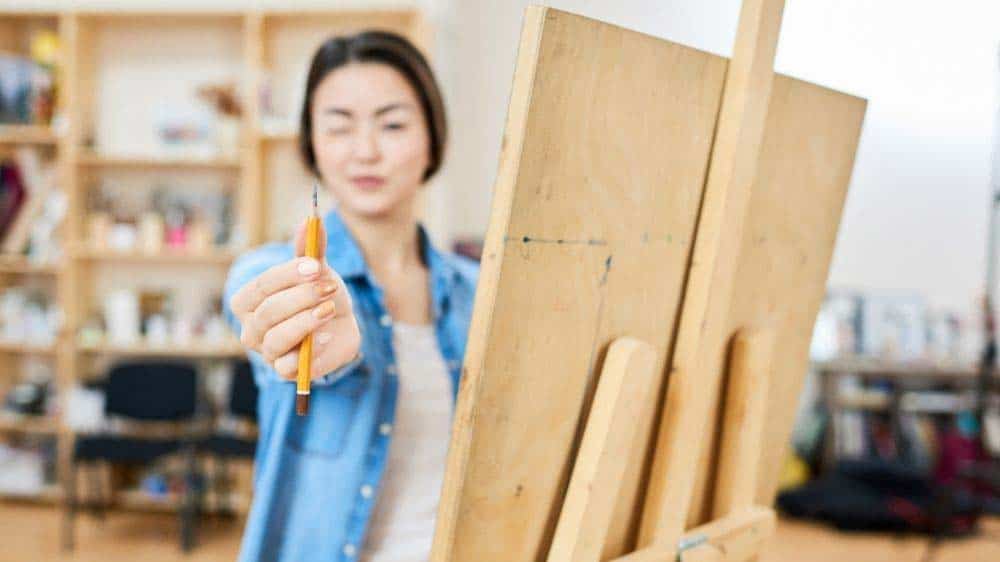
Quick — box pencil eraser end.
[296,394,310,416]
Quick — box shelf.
[0,484,62,504]
[0,340,57,355]
[79,339,245,359]
[0,415,60,434]
[0,124,57,144]
[74,248,237,266]
[0,255,59,275]
[836,395,891,411]
[76,151,241,169]
[812,356,988,380]
[118,488,249,515]
[259,128,298,142]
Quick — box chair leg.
[88,461,106,522]
[179,444,200,552]
[215,457,233,517]
[62,458,78,551]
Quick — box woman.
[223,31,479,562]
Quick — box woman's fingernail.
[316,332,333,345]
[313,300,336,319]
[275,352,297,375]
[298,258,319,276]
[315,281,337,297]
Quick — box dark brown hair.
[299,31,447,182]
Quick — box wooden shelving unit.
[0,7,430,513]
[815,357,999,470]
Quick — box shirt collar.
[322,208,457,318]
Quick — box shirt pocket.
[283,366,370,458]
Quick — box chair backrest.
[228,360,258,421]
[104,361,198,421]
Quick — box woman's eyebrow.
[320,103,413,118]
[322,107,353,117]
[375,102,414,116]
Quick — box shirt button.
[360,484,373,498]
[343,543,357,557]
[386,364,397,375]
[379,314,392,327]
[379,423,392,435]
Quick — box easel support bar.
[545,337,658,562]
[609,506,775,562]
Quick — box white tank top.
[360,320,453,562]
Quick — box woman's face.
[310,62,431,219]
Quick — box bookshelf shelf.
[259,129,297,142]
[0,415,60,434]
[0,340,57,355]
[0,255,59,275]
[0,484,62,505]
[76,151,241,169]
[73,247,238,266]
[78,339,245,359]
[0,125,56,144]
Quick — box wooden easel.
[431,1,867,561]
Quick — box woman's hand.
[229,218,362,381]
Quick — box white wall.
[449,0,1000,319]
[8,0,1000,317]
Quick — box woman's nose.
[354,127,380,161]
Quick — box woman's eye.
[383,123,407,131]
[325,126,351,135]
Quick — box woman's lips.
[351,176,385,190]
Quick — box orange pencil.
[296,183,321,416]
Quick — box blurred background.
[0,0,997,561]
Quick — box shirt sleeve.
[222,245,365,388]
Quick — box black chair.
[198,360,258,517]
[62,361,206,552]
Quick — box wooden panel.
[686,75,867,524]
[431,7,727,562]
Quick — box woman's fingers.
[230,256,326,320]
[260,296,339,362]
[252,278,339,338]
[272,316,362,381]
[311,316,363,377]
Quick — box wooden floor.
[2,502,999,561]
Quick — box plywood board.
[431,7,727,562]
[684,74,867,526]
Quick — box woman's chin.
[339,196,404,220]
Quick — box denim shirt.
[222,209,479,562]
